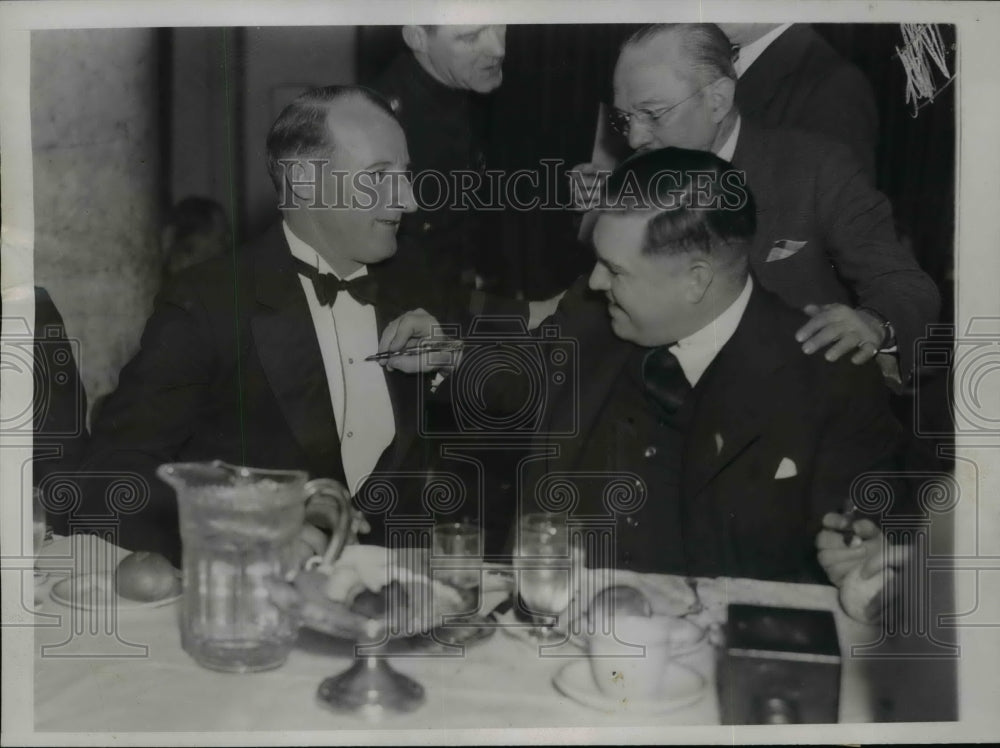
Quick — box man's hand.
[377,308,457,374]
[289,524,331,571]
[568,162,608,211]
[816,513,887,585]
[796,303,886,364]
[816,512,910,623]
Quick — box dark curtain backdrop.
[814,23,956,324]
[485,24,643,298]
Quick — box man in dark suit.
[575,23,939,383]
[79,87,459,565]
[517,147,909,584]
[719,23,878,180]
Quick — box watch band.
[857,307,896,351]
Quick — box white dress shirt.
[734,23,793,77]
[715,115,741,162]
[670,276,754,387]
[282,222,395,495]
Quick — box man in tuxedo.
[79,87,457,564]
[519,147,910,583]
[575,23,939,383]
[718,23,878,180]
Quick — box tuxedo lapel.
[250,228,343,476]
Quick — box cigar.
[841,502,862,547]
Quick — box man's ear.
[284,160,315,205]
[401,26,429,54]
[686,256,715,303]
[705,77,736,125]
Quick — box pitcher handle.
[300,478,370,572]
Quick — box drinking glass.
[514,512,583,640]
[432,521,482,601]
[431,522,484,643]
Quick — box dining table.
[29,533,956,733]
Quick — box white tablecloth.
[29,534,949,732]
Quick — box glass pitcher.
[157,461,360,673]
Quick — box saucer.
[51,572,182,611]
[552,659,706,714]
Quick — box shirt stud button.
[348,357,354,364]
[644,446,657,458]
[346,431,353,438]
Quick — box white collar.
[715,115,741,162]
[734,24,793,77]
[670,275,753,387]
[282,221,368,280]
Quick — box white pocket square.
[765,239,808,262]
[774,457,798,480]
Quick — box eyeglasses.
[609,82,713,137]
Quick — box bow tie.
[642,346,692,416]
[293,258,379,307]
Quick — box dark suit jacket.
[80,225,459,565]
[735,24,879,181]
[732,120,940,379]
[519,280,909,583]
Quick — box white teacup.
[585,614,679,699]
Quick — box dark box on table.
[716,603,841,724]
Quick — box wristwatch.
[857,307,896,351]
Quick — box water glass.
[432,522,482,618]
[515,512,583,639]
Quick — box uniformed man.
[372,25,508,297]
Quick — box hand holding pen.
[372,308,462,374]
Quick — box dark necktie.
[642,346,692,416]
[292,257,379,307]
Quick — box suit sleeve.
[78,279,217,565]
[808,358,911,532]
[815,144,941,379]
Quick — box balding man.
[80,87,458,563]
[578,23,938,382]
